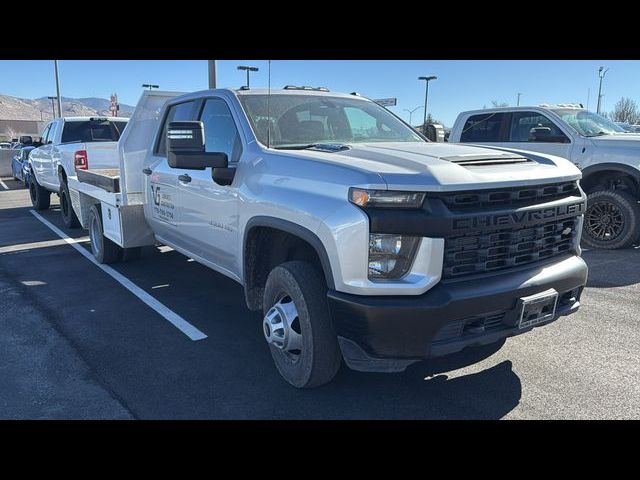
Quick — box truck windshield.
[238,94,424,149]
[552,109,625,137]
[61,120,128,144]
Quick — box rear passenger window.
[460,113,505,142]
[156,101,197,156]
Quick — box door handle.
[178,174,192,183]
[142,168,152,175]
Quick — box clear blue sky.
[1,60,638,127]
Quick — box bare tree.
[491,100,509,108]
[611,97,640,124]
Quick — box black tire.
[59,180,81,229]
[88,204,122,264]
[29,173,51,210]
[263,261,342,388]
[582,189,640,250]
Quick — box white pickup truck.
[449,105,640,249]
[28,116,129,228]
[69,88,587,388]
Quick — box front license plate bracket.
[518,288,558,329]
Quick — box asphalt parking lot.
[1,177,640,419]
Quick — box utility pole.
[142,84,159,91]
[54,60,63,118]
[208,60,217,89]
[237,65,259,88]
[597,66,609,115]
[418,75,437,134]
[517,93,522,106]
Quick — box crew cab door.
[176,97,241,279]
[493,111,575,160]
[144,100,199,245]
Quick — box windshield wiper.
[273,144,319,150]
[273,143,350,152]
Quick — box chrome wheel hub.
[263,296,302,357]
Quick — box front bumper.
[328,254,587,372]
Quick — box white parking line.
[0,237,89,254]
[30,210,208,342]
[0,179,9,190]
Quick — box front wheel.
[582,190,640,250]
[262,261,342,388]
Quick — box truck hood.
[590,134,640,150]
[288,142,581,192]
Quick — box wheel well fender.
[243,217,335,311]
[581,163,640,196]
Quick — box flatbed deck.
[77,168,121,193]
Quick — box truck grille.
[443,216,579,280]
[436,181,579,211]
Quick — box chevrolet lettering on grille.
[452,202,585,231]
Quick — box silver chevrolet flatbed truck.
[68,88,588,388]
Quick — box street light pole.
[597,66,609,115]
[47,96,57,118]
[208,60,217,89]
[517,93,522,106]
[403,105,423,126]
[142,84,159,91]
[237,65,259,88]
[54,60,63,118]
[418,75,437,134]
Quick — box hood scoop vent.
[308,143,351,153]
[443,153,531,166]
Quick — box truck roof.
[57,116,130,122]
[176,87,369,101]
[459,105,585,116]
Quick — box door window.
[509,112,567,142]
[460,113,505,142]
[40,124,52,144]
[156,101,198,156]
[47,122,58,144]
[199,98,242,164]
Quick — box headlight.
[349,188,425,208]
[368,234,420,279]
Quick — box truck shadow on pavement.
[0,202,521,419]
[582,248,640,288]
[128,247,522,419]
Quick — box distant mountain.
[0,94,135,121]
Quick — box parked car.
[0,142,12,149]
[11,146,35,184]
[449,104,640,249]
[68,88,587,388]
[28,116,129,227]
